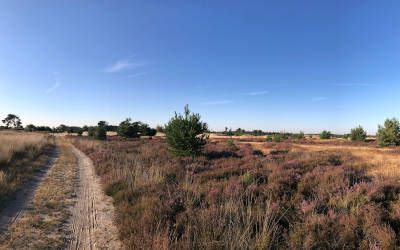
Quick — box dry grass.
[0,130,54,207]
[71,137,400,249]
[0,130,50,164]
[0,139,78,249]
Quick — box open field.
[70,136,400,249]
[2,130,400,249]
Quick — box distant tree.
[36,126,52,132]
[77,128,83,136]
[235,128,245,136]
[25,124,36,132]
[165,105,208,157]
[350,126,367,142]
[377,118,400,147]
[2,114,22,129]
[95,121,107,140]
[56,124,68,133]
[117,118,140,138]
[320,130,332,139]
[98,121,108,127]
[82,125,89,132]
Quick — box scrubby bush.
[117,118,140,138]
[95,121,107,140]
[320,130,332,139]
[377,118,400,147]
[165,105,208,157]
[350,126,367,142]
[292,131,305,140]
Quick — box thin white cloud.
[201,100,233,105]
[105,58,146,73]
[46,81,61,94]
[246,91,269,96]
[312,96,327,102]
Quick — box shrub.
[320,130,332,139]
[292,131,305,140]
[117,118,140,138]
[350,126,367,142]
[88,127,96,138]
[165,105,208,157]
[95,121,107,140]
[377,118,400,147]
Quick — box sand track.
[68,146,122,250]
[0,146,58,233]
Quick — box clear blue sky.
[1,1,399,134]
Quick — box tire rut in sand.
[68,146,122,250]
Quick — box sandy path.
[0,146,58,233]
[68,146,122,250]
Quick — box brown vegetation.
[0,131,54,208]
[71,137,400,249]
[0,139,78,249]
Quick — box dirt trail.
[0,147,58,233]
[68,146,122,250]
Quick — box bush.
[117,118,140,138]
[165,105,208,157]
[88,127,96,138]
[95,122,107,140]
[320,130,332,139]
[292,132,305,140]
[87,122,107,140]
[350,126,367,142]
[377,118,400,147]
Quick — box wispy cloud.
[312,96,327,102]
[246,90,269,96]
[201,100,233,105]
[46,81,61,94]
[105,58,146,73]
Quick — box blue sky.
[1,1,400,134]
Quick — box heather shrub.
[165,105,208,157]
[377,118,400,147]
[350,126,367,142]
[70,137,400,249]
[320,130,332,139]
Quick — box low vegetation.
[0,139,77,248]
[70,136,400,249]
[0,130,54,207]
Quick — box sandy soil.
[67,146,122,250]
[0,147,58,233]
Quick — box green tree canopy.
[165,105,208,157]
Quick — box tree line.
[2,111,400,157]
